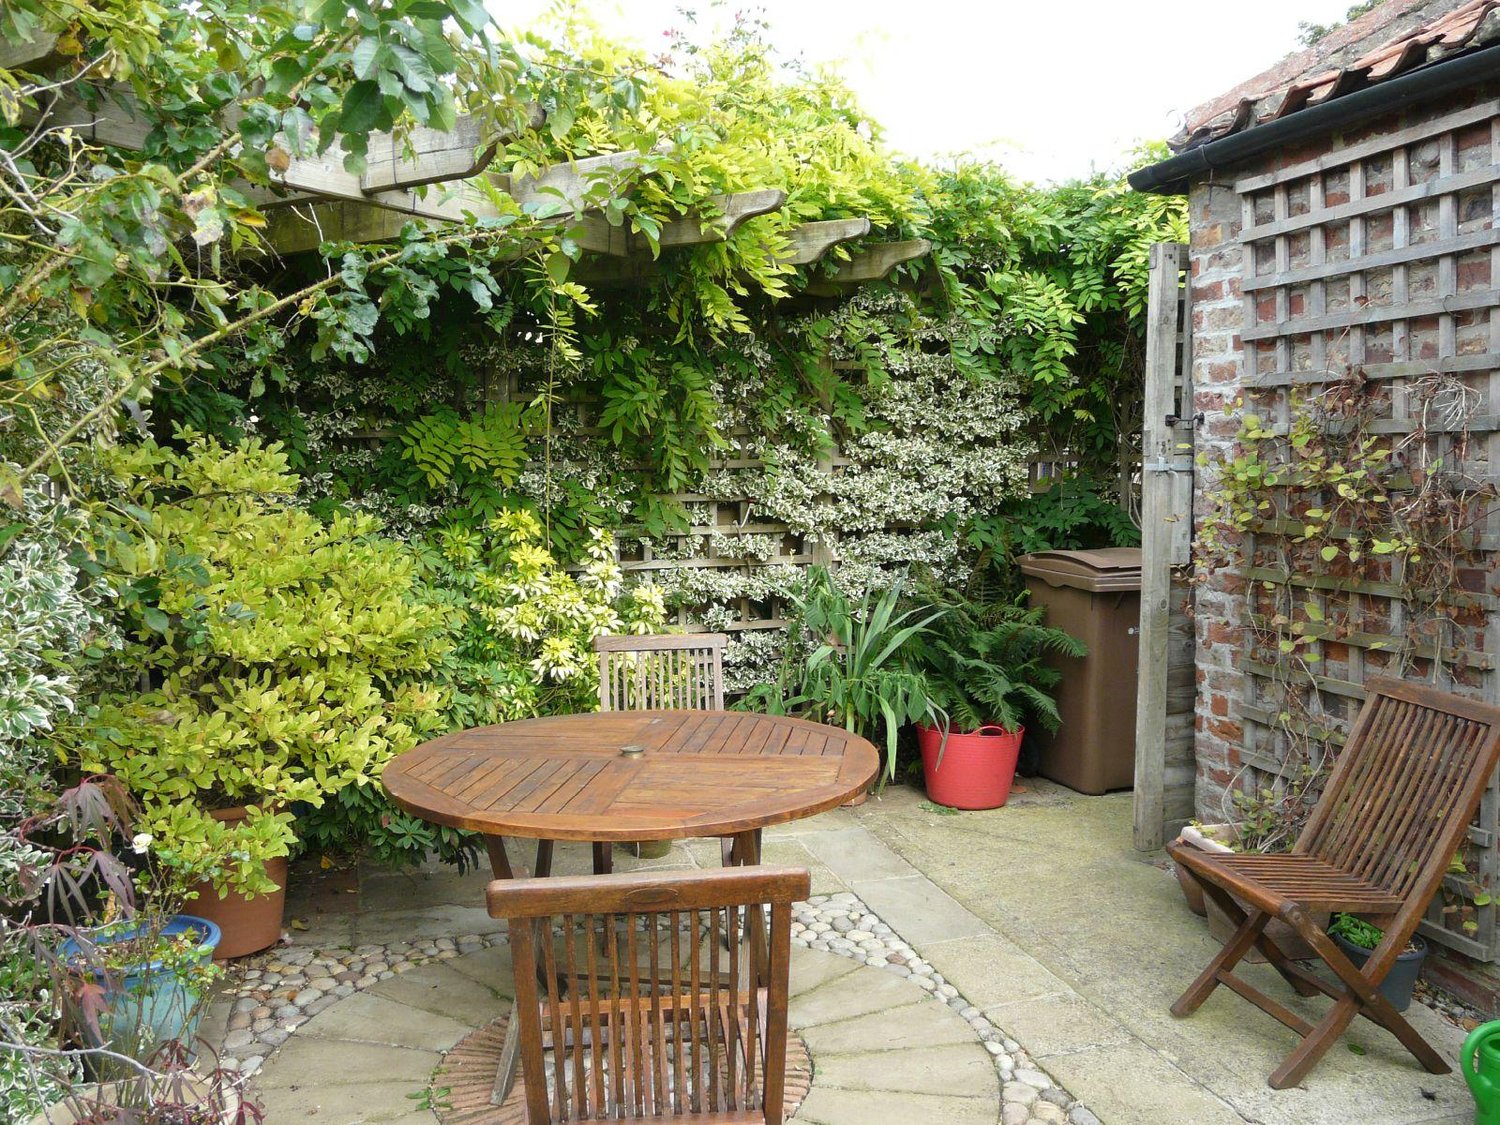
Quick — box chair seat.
[1172,844,1404,915]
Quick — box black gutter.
[1129,42,1500,195]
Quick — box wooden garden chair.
[595,633,733,869]
[487,864,810,1123]
[1168,676,1500,1088]
[595,633,727,713]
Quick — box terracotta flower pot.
[917,724,1024,810]
[186,807,287,960]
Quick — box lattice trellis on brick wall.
[1229,97,1500,958]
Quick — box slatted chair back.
[488,865,810,1124]
[595,633,727,712]
[1297,677,1500,914]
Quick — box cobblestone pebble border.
[221,894,1098,1125]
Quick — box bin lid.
[1018,547,1143,592]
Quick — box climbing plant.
[1196,365,1499,926]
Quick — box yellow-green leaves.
[72,434,449,894]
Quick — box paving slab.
[366,962,508,1025]
[921,932,1071,1009]
[844,873,989,945]
[852,782,1478,1125]
[811,1042,998,1097]
[295,992,478,1048]
[796,999,979,1055]
[787,946,861,995]
[983,992,1135,1057]
[256,1078,440,1122]
[355,902,507,943]
[1038,1041,1245,1125]
[795,826,923,883]
[255,1037,437,1089]
[794,1085,1000,1125]
[683,836,849,895]
[786,960,938,1027]
[439,942,516,994]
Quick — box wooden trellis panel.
[1230,98,1500,958]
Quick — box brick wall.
[1180,84,1500,958]
[1186,175,1251,819]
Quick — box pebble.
[1002,1103,1030,1125]
[1003,1081,1039,1106]
[1069,1108,1103,1125]
[1031,1102,1068,1124]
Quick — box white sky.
[496,0,1358,182]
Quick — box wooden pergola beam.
[261,180,507,254]
[21,86,155,149]
[777,217,870,265]
[802,239,932,296]
[0,31,58,71]
[496,150,649,213]
[572,215,882,285]
[361,107,541,192]
[20,78,524,224]
[269,187,790,257]
[569,189,787,257]
[659,189,785,247]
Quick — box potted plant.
[67,435,451,957]
[4,776,255,1122]
[909,599,1083,810]
[743,568,942,786]
[1172,772,1326,959]
[1328,913,1428,1013]
[59,914,222,1072]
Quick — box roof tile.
[1174,0,1500,150]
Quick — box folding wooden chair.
[1168,677,1500,1088]
[487,864,810,1123]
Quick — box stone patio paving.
[198,779,1479,1124]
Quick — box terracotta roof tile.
[1173,0,1500,151]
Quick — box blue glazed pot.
[62,914,222,1062]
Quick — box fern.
[399,402,535,489]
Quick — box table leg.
[732,830,771,990]
[484,835,514,880]
[592,841,612,874]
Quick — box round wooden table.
[382,709,879,856]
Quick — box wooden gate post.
[1134,242,1193,851]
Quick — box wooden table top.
[381,710,880,842]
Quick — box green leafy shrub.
[1328,913,1385,951]
[299,510,666,869]
[67,434,451,895]
[963,478,1140,601]
[909,596,1086,735]
[744,568,940,781]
